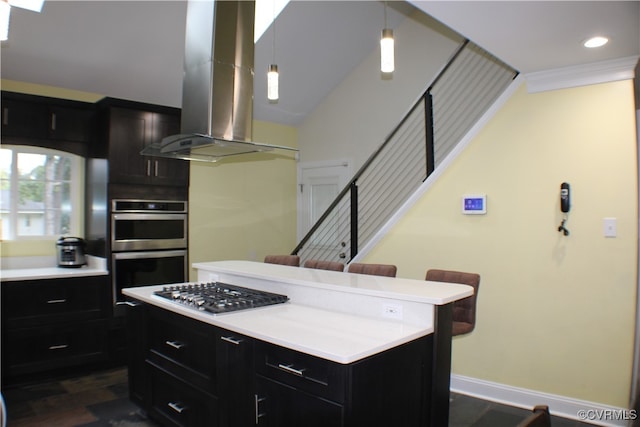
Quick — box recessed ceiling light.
[583,36,609,48]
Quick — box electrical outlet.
[604,217,617,238]
[382,303,403,320]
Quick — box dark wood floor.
[2,367,596,426]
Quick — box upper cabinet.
[97,98,189,190]
[1,91,96,155]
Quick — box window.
[0,145,84,240]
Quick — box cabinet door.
[107,107,151,185]
[255,375,344,427]
[2,276,109,328]
[1,97,48,138]
[4,319,109,377]
[216,329,254,427]
[148,112,189,187]
[49,104,95,142]
[148,365,219,427]
[146,307,217,393]
[126,301,147,407]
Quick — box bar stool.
[516,405,551,427]
[425,269,480,336]
[347,262,397,277]
[264,255,300,266]
[303,259,344,271]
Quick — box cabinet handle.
[277,363,306,377]
[48,344,68,350]
[154,160,159,176]
[116,301,141,307]
[168,401,187,414]
[220,336,243,345]
[2,107,8,126]
[47,299,67,304]
[254,394,266,424]
[165,340,185,350]
[51,112,57,130]
[146,160,151,176]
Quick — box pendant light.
[267,0,279,102]
[380,1,394,74]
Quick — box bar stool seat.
[347,262,397,277]
[425,269,480,336]
[303,259,344,271]
[264,255,300,266]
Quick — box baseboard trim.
[451,374,633,427]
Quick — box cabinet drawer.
[147,307,217,392]
[148,364,219,427]
[3,319,108,376]
[2,277,109,327]
[254,341,346,404]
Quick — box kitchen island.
[123,260,473,427]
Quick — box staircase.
[293,40,518,266]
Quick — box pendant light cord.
[272,0,277,64]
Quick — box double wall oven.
[111,199,188,313]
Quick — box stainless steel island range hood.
[141,0,296,162]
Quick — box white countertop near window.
[0,255,108,282]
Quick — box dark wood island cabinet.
[123,260,474,427]
[127,301,431,427]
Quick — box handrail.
[293,39,518,262]
[292,42,470,257]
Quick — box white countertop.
[123,260,474,364]
[1,256,108,282]
[193,260,473,305]
[124,284,430,364]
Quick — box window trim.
[1,144,84,241]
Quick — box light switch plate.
[604,218,617,238]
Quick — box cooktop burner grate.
[154,282,289,314]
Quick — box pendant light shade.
[380,28,394,73]
[267,64,279,101]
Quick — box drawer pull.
[255,395,266,424]
[168,401,187,414]
[48,344,68,350]
[165,340,185,350]
[277,363,306,377]
[221,336,243,345]
[47,299,67,304]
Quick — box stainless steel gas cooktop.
[154,282,289,314]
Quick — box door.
[297,161,351,242]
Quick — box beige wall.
[363,80,638,407]
[187,121,298,280]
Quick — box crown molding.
[525,56,639,93]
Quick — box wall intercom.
[558,182,570,236]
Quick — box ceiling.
[1,1,638,127]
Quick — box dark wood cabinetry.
[128,302,431,427]
[97,98,189,194]
[1,275,111,382]
[1,91,96,155]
